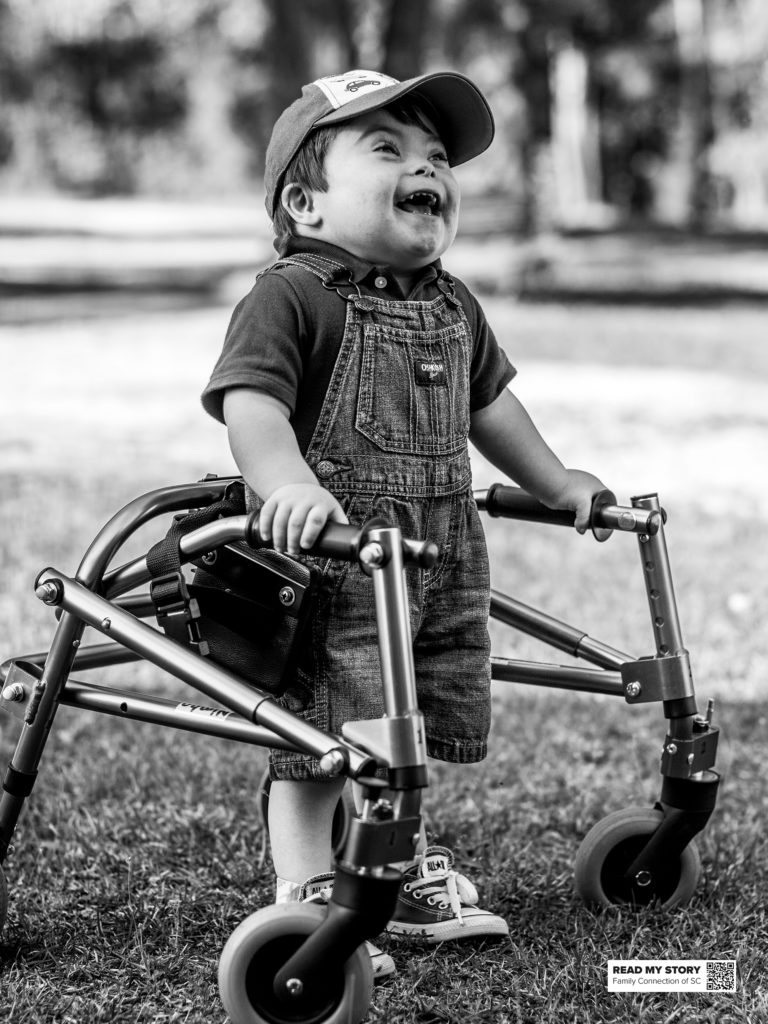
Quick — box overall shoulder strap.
[268,252,349,287]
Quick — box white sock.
[275,876,302,904]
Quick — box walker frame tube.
[1,481,718,871]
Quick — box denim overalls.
[260,253,492,782]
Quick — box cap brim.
[313,71,494,167]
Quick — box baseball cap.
[264,69,495,216]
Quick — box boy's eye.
[431,151,449,163]
[375,140,399,154]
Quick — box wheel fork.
[273,864,402,1003]
[624,771,720,890]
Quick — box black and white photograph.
[0,2,765,1022]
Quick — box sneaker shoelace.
[403,867,479,924]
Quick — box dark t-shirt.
[201,238,515,453]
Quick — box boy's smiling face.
[286,108,460,276]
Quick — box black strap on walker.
[146,479,247,655]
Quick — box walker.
[0,476,720,1024]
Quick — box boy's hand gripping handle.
[477,485,664,539]
[479,485,617,541]
[245,514,439,568]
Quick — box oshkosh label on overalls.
[414,358,447,385]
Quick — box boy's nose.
[412,159,436,176]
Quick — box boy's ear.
[280,183,321,227]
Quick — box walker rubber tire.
[574,806,702,909]
[219,903,373,1024]
[0,865,7,935]
[257,767,355,853]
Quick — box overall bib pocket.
[355,319,470,456]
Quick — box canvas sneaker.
[299,873,396,980]
[385,846,510,944]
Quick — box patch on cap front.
[313,70,399,110]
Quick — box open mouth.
[396,190,441,216]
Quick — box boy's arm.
[470,388,606,533]
[223,387,347,555]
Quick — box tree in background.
[0,1,203,193]
[45,9,188,193]
[444,0,671,232]
[0,0,39,178]
[443,0,768,231]
[699,0,768,226]
[0,0,766,229]
[662,0,714,226]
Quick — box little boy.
[202,69,606,977]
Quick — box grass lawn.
[1,298,766,1023]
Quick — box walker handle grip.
[245,515,439,568]
[478,485,618,541]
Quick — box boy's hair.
[272,97,441,255]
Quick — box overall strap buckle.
[436,270,461,307]
[275,251,370,305]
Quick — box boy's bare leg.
[268,778,347,884]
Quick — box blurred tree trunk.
[655,0,713,226]
[380,0,432,79]
[513,17,554,236]
[263,0,313,125]
[321,1,358,69]
[262,0,357,127]
[550,41,603,226]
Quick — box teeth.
[398,191,440,215]
[408,191,437,207]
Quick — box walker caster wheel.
[575,806,702,909]
[219,903,373,1024]
[257,767,355,852]
[0,865,7,934]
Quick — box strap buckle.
[149,570,210,656]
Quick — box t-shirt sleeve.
[201,272,308,424]
[454,279,516,412]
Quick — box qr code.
[706,960,736,991]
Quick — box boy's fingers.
[574,499,592,534]
[258,499,275,543]
[285,518,304,555]
[286,503,320,555]
[270,502,293,552]
[299,506,330,552]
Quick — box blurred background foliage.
[0,0,767,233]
